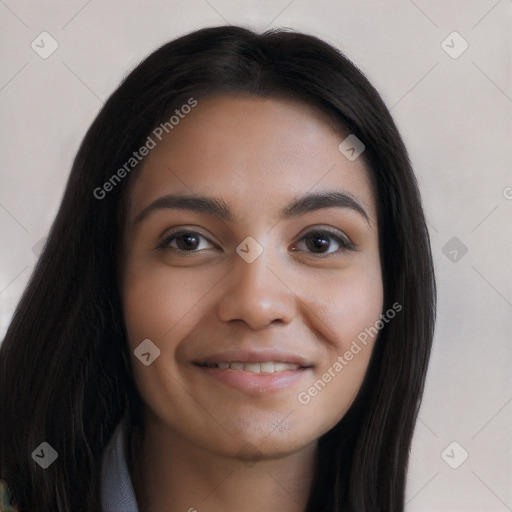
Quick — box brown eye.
[305,233,330,252]
[294,229,355,256]
[156,230,214,252]
[174,233,201,250]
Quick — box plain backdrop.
[1,1,511,510]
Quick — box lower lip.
[197,366,311,395]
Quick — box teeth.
[244,363,261,373]
[260,362,274,373]
[208,361,301,373]
[273,362,299,372]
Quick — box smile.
[195,361,312,395]
[200,361,302,373]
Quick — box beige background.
[1,1,511,510]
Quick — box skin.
[119,95,383,511]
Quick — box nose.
[216,248,296,330]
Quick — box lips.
[193,349,314,394]
[195,349,313,369]
[199,361,301,373]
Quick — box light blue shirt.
[100,415,140,512]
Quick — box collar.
[100,414,140,512]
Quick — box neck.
[129,414,317,512]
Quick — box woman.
[0,26,436,511]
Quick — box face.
[120,95,383,460]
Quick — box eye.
[156,229,215,252]
[292,228,355,256]
[156,227,355,256]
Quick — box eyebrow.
[132,190,370,226]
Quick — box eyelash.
[155,228,356,257]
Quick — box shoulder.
[100,414,140,512]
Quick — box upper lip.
[195,349,314,368]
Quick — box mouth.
[193,351,314,395]
[196,361,307,373]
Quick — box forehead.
[126,95,376,225]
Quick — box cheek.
[121,262,227,410]
[120,263,218,425]
[300,254,383,350]
[294,261,383,429]
[121,262,214,347]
